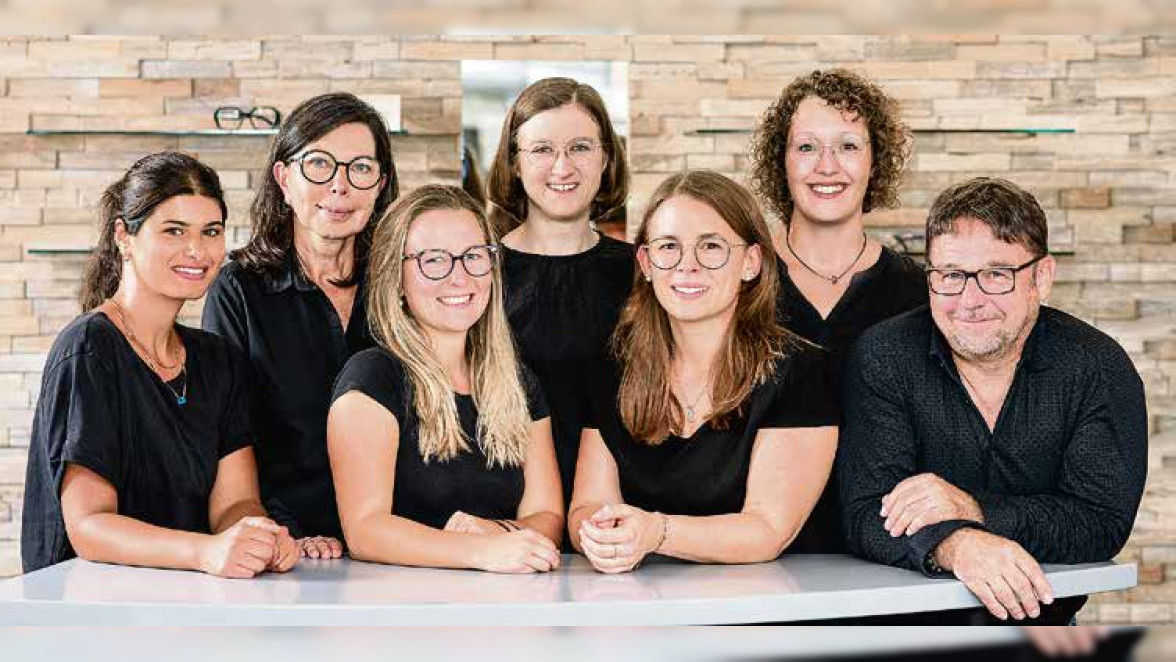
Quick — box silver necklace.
[674,373,711,423]
[109,299,188,406]
[786,229,868,285]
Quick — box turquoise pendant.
[176,396,187,406]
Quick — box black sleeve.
[760,346,840,429]
[520,363,550,421]
[45,351,126,492]
[975,342,1148,563]
[201,271,256,459]
[331,349,408,421]
[584,358,621,431]
[218,342,254,459]
[201,270,250,354]
[837,336,982,576]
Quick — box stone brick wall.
[0,35,1172,625]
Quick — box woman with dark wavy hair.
[749,69,928,554]
[23,152,298,576]
[202,92,399,559]
[485,78,635,538]
[567,171,838,573]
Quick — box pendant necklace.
[786,229,868,286]
[110,299,188,406]
[674,372,711,423]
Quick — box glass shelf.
[26,247,94,255]
[687,127,1076,136]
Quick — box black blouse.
[202,257,374,540]
[22,313,253,573]
[588,347,838,519]
[777,246,928,378]
[331,347,550,529]
[778,246,928,553]
[502,233,635,508]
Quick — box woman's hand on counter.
[198,516,290,578]
[578,504,662,574]
[298,536,344,560]
[473,528,561,574]
[444,511,502,535]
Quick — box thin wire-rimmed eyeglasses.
[642,235,749,271]
[403,245,498,280]
[287,150,382,190]
[214,106,281,130]
[787,132,869,165]
[925,255,1046,295]
[516,139,603,169]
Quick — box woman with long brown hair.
[202,92,399,559]
[485,78,634,537]
[22,152,298,577]
[567,171,838,572]
[328,185,563,572]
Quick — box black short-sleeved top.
[588,347,838,518]
[21,312,253,573]
[777,246,928,380]
[501,233,635,507]
[777,246,928,553]
[202,257,374,540]
[331,347,550,529]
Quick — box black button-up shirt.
[839,304,1147,578]
[202,256,374,540]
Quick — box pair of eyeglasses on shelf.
[213,106,282,131]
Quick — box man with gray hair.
[838,177,1147,625]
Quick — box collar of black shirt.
[261,251,366,296]
[927,305,1055,378]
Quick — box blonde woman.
[327,185,563,573]
[568,171,838,573]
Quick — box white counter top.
[0,554,1136,625]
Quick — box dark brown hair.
[613,171,799,444]
[486,77,629,236]
[233,92,400,286]
[926,177,1049,257]
[749,68,911,224]
[80,151,227,312]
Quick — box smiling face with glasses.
[639,195,762,326]
[785,96,873,226]
[275,122,385,244]
[401,209,497,338]
[514,104,607,225]
[927,217,1056,364]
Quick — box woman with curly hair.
[749,69,928,554]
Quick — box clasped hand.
[199,516,299,579]
[579,504,661,574]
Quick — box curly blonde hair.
[749,69,911,225]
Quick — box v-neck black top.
[501,233,635,510]
[22,312,253,572]
[332,347,549,529]
[202,256,374,540]
[588,347,838,519]
[838,306,1147,623]
[777,246,928,553]
[777,245,928,379]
